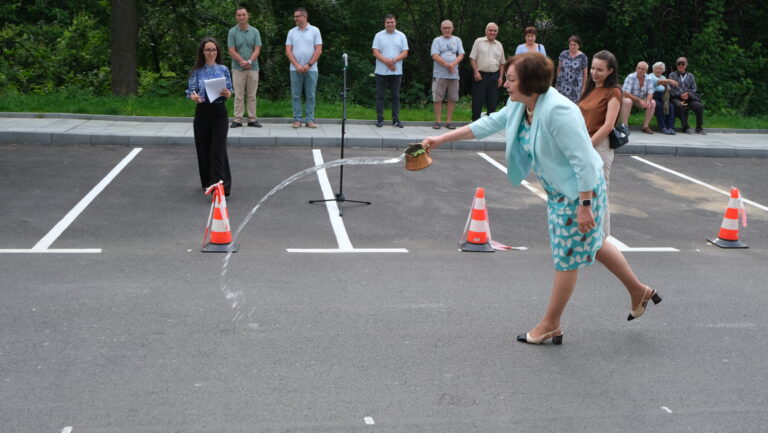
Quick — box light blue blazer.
[469,87,603,201]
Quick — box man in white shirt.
[285,7,323,128]
[372,14,409,128]
[469,23,505,121]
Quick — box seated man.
[669,56,705,134]
[620,61,656,134]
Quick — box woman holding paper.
[187,37,234,196]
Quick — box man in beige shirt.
[469,23,505,121]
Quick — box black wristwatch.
[580,199,591,207]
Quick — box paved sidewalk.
[1,112,766,157]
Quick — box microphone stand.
[309,53,371,216]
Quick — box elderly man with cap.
[668,56,705,134]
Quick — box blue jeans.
[653,91,675,130]
[290,70,318,122]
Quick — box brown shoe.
[292,121,301,128]
[641,126,654,134]
[305,122,318,128]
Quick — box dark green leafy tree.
[0,0,765,114]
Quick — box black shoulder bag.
[609,90,630,149]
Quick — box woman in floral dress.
[555,35,588,103]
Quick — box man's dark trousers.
[671,97,704,131]
[471,71,500,121]
[375,74,402,123]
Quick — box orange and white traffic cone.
[202,181,238,253]
[460,187,494,252]
[707,187,748,249]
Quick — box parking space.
[2,144,767,432]
[2,144,765,254]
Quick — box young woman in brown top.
[578,50,621,236]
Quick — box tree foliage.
[1,0,766,114]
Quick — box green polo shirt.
[228,25,262,71]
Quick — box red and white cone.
[460,188,495,252]
[707,187,748,249]
[202,181,238,253]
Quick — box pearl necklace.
[525,106,534,123]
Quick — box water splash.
[219,153,406,324]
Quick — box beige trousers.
[232,69,259,123]
[594,136,614,237]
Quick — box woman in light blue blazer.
[421,53,661,345]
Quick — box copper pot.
[404,143,432,171]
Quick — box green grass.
[1,91,766,128]
[0,90,470,121]
[626,111,767,130]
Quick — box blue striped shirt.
[186,64,234,103]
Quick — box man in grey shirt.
[430,20,464,129]
[228,6,262,128]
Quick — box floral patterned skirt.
[541,175,607,271]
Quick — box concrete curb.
[1,112,766,157]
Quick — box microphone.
[342,53,349,68]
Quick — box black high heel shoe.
[627,287,662,321]
[516,329,563,345]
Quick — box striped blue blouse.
[186,64,234,104]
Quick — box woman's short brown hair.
[524,26,537,36]
[504,53,554,96]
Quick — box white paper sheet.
[203,77,226,102]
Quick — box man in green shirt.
[228,7,262,127]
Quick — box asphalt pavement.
[1,114,768,432]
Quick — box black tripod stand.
[309,53,371,216]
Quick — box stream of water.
[218,153,407,326]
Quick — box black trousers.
[671,97,704,130]
[375,74,402,122]
[194,102,232,194]
[471,71,500,121]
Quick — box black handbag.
[609,90,630,149]
[609,123,630,149]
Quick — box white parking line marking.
[632,156,768,212]
[477,152,679,252]
[311,149,353,250]
[286,150,408,253]
[287,248,409,253]
[0,249,102,254]
[0,147,142,254]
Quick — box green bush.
[1,0,766,115]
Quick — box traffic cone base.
[707,237,748,249]
[460,240,494,252]
[203,241,239,252]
